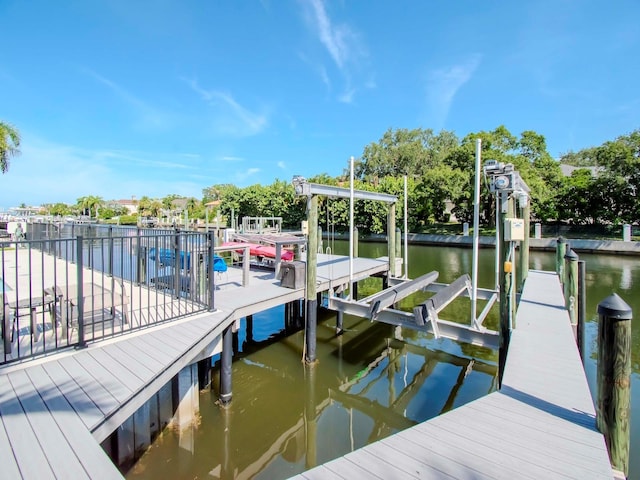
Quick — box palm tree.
[0,121,21,173]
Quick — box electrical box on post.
[504,218,525,241]
[301,220,309,235]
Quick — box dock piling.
[220,324,233,405]
[556,237,568,280]
[596,293,632,477]
[564,249,579,336]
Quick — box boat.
[220,242,294,262]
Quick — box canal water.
[125,241,639,479]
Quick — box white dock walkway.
[292,270,614,479]
[0,253,388,478]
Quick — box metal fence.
[1,226,218,364]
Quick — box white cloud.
[300,0,371,103]
[83,69,171,130]
[182,78,268,137]
[235,167,261,184]
[425,55,482,128]
[277,161,286,170]
[0,134,201,207]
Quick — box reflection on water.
[125,242,640,480]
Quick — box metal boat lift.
[327,272,499,349]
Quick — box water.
[125,242,640,479]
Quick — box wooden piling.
[596,293,632,477]
[577,260,586,362]
[498,191,513,386]
[305,195,319,364]
[564,249,579,335]
[220,324,233,405]
[556,237,568,280]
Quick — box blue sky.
[1,0,638,208]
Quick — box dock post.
[336,289,344,335]
[220,324,233,405]
[395,227,401,276]
[517,193,530,290]
[208,231,215,311]
[318,226,323,253]
[556,237,568,280]
[304,364,317,470]
[596,294,632,477]
[353,226,359,258]
[305,195,319,364]
[388,203,396,279]
[246,314,254,343]
[564,249,579,337]
[76,236,86,348]
[198,358,212,389]
[497,191,513,386]
[577,260,586,362]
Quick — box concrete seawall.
[329,233,640,256]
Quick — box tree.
[76,195,104,218]
[0,121,21,173]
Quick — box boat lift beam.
[292,176,398,204]
[327,297,498,349]
[360,270,439,319]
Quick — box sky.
[1,0,639,209]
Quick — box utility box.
[504,218,525,241]
[279,261,306,289]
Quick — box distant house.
[112,198,139,215]
[559,164,603,177]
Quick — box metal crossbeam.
[327,295,498,349]
[292,177,397,203]
[362,271,439,319]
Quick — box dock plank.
[26,364,123,478]
[0,374,55,479]
[290,270,613,480]
[8,369,90,479]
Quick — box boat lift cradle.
[327,272,499,349]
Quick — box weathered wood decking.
[0,251,388,478]
[292,270,614,479]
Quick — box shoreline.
[330,232,640,256]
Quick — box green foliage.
[0,121,21,174]
[118,214,138,225]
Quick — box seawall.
[327,233,640,256]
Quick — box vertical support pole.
[498,191,510,386]
[220,324,233,405]
[107,226,113,277]
[597,294,632,478]
[76,235,86,348]
[395,227,401,277]
[304,364,317,470]
[403,175,409,279]
[471,138,482,325]
[577,260,586,363]
[556,237,568,280]
[388,203,396,279]
[534,222,542,239]
[305,195,318,364]
[246,314,254,343]
[508,196,517,325]
[275,243,282,278]
[208,231,215,311]
[518,196,530,290]
[198,358,211,390]
[353,226,359,258]
[564,249,579,337]
[173,228,180,299]
[317,226,323,254]
[335,289,344,335]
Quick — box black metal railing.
[1,227,219,364]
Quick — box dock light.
[518,192,529,208]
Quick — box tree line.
[2,120,638,232]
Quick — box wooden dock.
[0,251,388,478]
[292,270,614,479]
